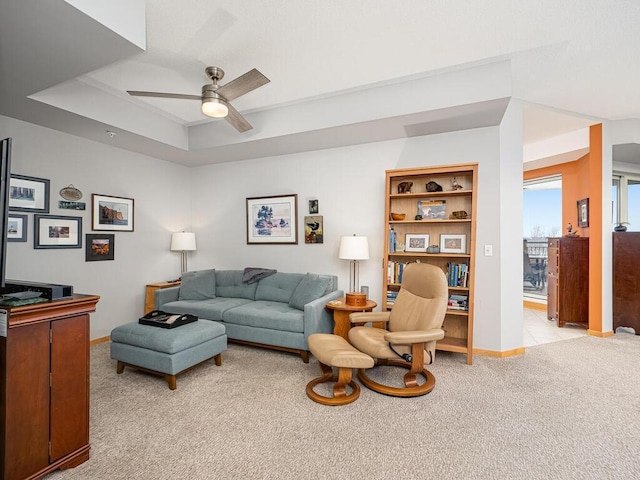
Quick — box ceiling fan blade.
[225,103,252,133]
[127,91,201,100]
[216,68,270,102]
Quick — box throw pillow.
[289,273,331,310]
[178,269,216,300]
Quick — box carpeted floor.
[45,333,640,479]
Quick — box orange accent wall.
[523,124,604,333]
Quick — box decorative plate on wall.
[60,184,82,201]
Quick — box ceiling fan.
[127,66,270,132]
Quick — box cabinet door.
[50,315,89,462]
[3,322,50,480]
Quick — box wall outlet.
[484,244,493,256]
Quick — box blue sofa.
[155,269,343,362]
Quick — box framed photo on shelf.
[577,198,589,228]
[85,233,115,261]
[92,194,134,232]
[417,200,446,219]
[440,234,466,254]
[304,215,323,244]
[34,214,82,249]
[246,194,298,244]
[405,233,430,252]
[9,174,50,213]
[7,214,28,242]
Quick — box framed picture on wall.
[92,194,134,232]
[246,194,298,244]
[304,215,323,244]
[577,198,589,228]
[9,174,50,213]
[85,233,115,261]
[7,214,27,242]
[34,214,82,249]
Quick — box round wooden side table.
[325,297,377,341]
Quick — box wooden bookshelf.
[383,164,477,364]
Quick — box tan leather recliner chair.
[348,262,448,397]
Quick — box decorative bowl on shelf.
[390,213,406,221]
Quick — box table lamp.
[171,232,197,275]
[338,234,369,306]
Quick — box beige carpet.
[45,333,640,479]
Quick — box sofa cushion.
[288,273,332,310]
[222,300,305,333]
[215,270,257,300]
[178,269,216,300]
[255,272,305,303]
[162,297,252,321]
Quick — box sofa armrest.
[155,286,180,309]
[303,289,344,342]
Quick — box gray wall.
[2,113,524,352]
[2,115,191,339]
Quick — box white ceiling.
[2,0,639,166]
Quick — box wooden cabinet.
[546,237,589,328]
[0,294,99,480]
[144,281,180,314]
[384,164,477,365]
[613,232,640,334]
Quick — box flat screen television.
[0,137,11,288]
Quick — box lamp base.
[345,292,367,307]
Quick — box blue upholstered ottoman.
[110,320,227,390]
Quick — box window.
[613,173,640,231]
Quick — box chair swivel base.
[306,363,361,406]
[357,359,436,397]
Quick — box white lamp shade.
[338,235,369,260]
[171,232,197,251]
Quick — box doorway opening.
[523,175,562,304]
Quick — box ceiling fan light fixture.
[201,97,228,118]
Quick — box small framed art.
[577,198,589,228]
[9,174,50,213]
[304,215,323,243]
[405,234,430,252]
[246,194,298,244]
[86,234,115,261]
[309,199,319,214]
[440,234,466,254]
[92,194,134,232]
[34,214,82,249]
[7,214,27,242]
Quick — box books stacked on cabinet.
[447,262,469,288]
[448,294,468,311]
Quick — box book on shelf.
[446,262,469,288]
[387,260,410,284]
[389,227,397,253]
[448,293,468,311]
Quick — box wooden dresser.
[547,237,589,328]
[613,232,640,334]
[0,294,100,480]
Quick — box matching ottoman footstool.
[110,320,227,390]
[306,333,374,406]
